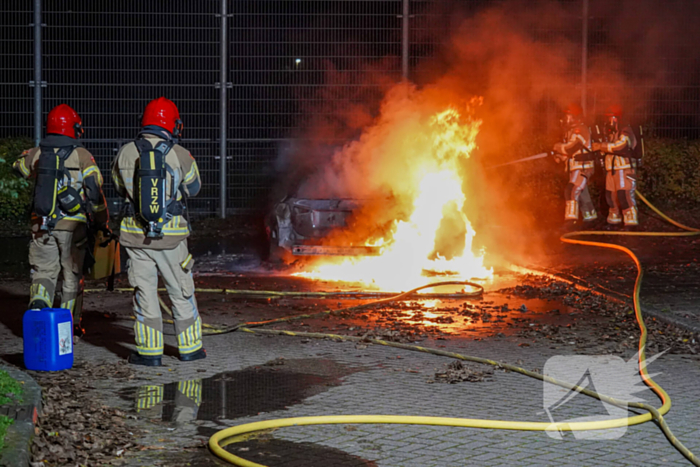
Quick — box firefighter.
[13,104,109,338]
[552,103,598,228]
[592,105,639,228]
[112,97,205,366]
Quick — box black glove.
[96,225,115,246]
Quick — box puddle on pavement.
[385,294,580,336]
[276,294,582,337]
[154,433,377,467]
[221,438,378,467]
[121,358,361,423]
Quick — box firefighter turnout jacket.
[14,134,109,233]
[112,134,201,250]
[602,125,638,171]
[554,123,595,172]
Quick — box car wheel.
[268,224,294,264]
[269,242,295,264]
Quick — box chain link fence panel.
[2,0,700,217]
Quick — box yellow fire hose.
[85,191,700,466]
[207,192,700,467]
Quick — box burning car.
[266,197,381,262]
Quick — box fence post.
[401,0,409,80]
[219,0,228,218]
[33,0,42,146]
[581,0,589,116]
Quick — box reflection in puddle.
[124,358,360,422]
[358,296,581,336]
[134,380,202,423]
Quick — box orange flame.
[295,104,492,290]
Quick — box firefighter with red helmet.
[552,103,598,227]
[13,104,109,337]
[112,97,204,366]
[592,105,639,227]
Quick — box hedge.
[0,137,34,223]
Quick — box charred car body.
[266,197,381,261]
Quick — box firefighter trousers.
[605,168,638,226]
[28,225,87,322]
[125,240,202,358]
[564,168,597,222]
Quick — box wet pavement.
[121,358,361,423]
[221,438,379,467]
[0,227,699,466]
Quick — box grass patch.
[0,370,23,406]
[0,371,22,454]
[0,415,12,453]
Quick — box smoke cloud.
[272,0,700,266]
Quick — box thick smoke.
[272,0,699,265]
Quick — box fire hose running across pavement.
[87,191,700,466]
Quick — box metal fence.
[2,0,699,217]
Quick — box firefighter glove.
[97,225,114,246]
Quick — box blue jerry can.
[23,308,74,371]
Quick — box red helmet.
[564,103,583,117]
[47,104,83,138]
[605,105,623,118]
[141,97,183,137]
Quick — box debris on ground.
[502,275,700,355]
[30,361,141,466]
[428,360,494,384]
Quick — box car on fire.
[266,196,381,262]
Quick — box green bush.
[499,136,700,216]
[638,138,700,206]
[0,137,34,222]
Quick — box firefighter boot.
[179,348,207,362]
[623,207,639,230]
[128,353,162,367]
[581,207,598,230]
[565,200,579,221]
[28,299,49,310]
[582,208,597,223]
[607,208,622,226]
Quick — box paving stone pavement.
[534,233,700,333]
[2,231,700,467]
[2,300,696,467]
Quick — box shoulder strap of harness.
[36,145,76,177]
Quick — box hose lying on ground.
[208,191,699,467]
[89,191,700,466]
